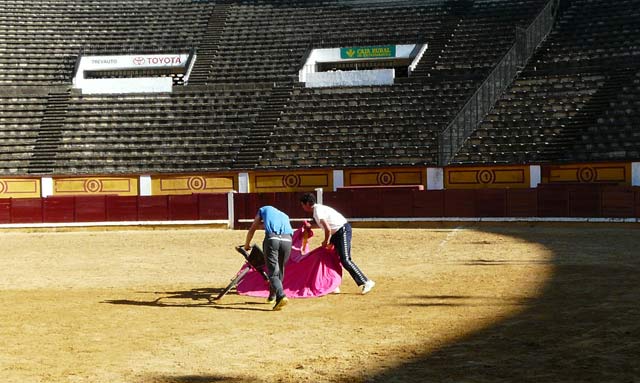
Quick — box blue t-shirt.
[258,206,293,236]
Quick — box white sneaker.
[331,287,341,294]
[361,280,375,295]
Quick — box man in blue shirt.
[243,206,294,311]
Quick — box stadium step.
[27,88,71,173]
[411,0,474,78]
[188,4,231,85]
[232,82,293,169]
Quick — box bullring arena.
[1,0,640,381]
[1,222,638,383]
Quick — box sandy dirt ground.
[0,223,638,383]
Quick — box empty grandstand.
[0,0,639,222]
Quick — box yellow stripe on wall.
[544,163,630,184]
[445,166,529,189]
[345,168,425,187]
[251,170,332,192]
[0,178,40,198]
[153,174,235,195]
[54,176,138,196]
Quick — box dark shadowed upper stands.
[453,0,640,165]
[414,0,549,78]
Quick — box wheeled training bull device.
[210,244,269,301]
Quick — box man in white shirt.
[300,193,375,294]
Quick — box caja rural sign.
[340,45,396,59]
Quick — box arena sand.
[0,224,638,382]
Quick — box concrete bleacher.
[566,68,640,161]
[0,84,272,174]
[452,0,640,166]
[0,0,211,84]
[0,87,50,171]
[260,80,476,168]
[412,0,549,77]
[453,72,606,164]
[55,84,271,173]
[198,2,445,84]
[531,0,640,68]
[2,0,639,178]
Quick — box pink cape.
[236,225,342,298]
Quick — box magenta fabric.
[236,224,342,298]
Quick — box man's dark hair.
[300,193,316,205]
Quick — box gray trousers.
[263,234,292,300]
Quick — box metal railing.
[438,0,558,166]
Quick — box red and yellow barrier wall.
[0,162,638,225]
[0,162,635,199]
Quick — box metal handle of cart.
[211,244,269,301]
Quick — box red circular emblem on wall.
[133,57,145,65]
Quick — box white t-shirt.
[313,204,348,233]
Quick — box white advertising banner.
[80,54,189,71]
[73,53,189,94]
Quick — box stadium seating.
[198,2,445,84]
[420,0,548,75]
[0,0,638,179]
[452,0,640,165]
[532,0,640,68]
[264,80,476,168]
[0,87,50,171]
[0,84,271,174]
[0,0,210,84]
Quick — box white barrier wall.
[238,173,250,193]
[139,175,152,196]
[79,77,174,94]
[530,165,541,188]
[426,167,444,190]
[305,69,395,88]
[333,170,344,191]
[41,177,53,198]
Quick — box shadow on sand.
[367,225,640,383]
[102,288,270,311]
[111,226,640,382]
[144,375,245,383]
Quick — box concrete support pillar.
[41,177,54,198]
[227,191,236,229]
[426,167,444,190]
[332,169,344,191]
[530,165,541,188]
[315,187,323,205]
[632,162,640,186]
[139,175,152,196]
[238,172,249,193]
